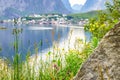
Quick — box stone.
[73,22,120,80]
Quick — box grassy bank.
[0,35,99,80]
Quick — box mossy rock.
[74,22,120,80]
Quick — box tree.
[85,0,120,40]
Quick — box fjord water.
[0,23,90,61]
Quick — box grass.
[0,40,97,80]
[0,28,98,80]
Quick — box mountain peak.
[0,0,70,19]
[61,0,73,12]
[72,4,83,11]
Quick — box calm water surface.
[0,23,90,61]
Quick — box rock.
[73,22,120,80]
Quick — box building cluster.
[1,14,89,26]
[24,14,69,25]
[78,19,89,26]
[1,14,68,25]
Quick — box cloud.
[69,0,86,6]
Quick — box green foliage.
[0,39,95,80]
[85,0,120,39]
[84,15,113,39]
[90,37,99,49]
[55,50,84,80]
[25,17,42,20]
[106,0,120,19]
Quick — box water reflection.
[57,26,86,51]
[0,24,69,61]
[0,23,91,62]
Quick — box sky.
[69,0,87,6]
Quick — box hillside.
[80,0,112,12]
[68,10,99,20]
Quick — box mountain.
[72,4,83,12]
[80,0,107,12]
[0,0,70,19]
[61,0,73,12]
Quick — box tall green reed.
[0,24,97,80]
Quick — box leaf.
[91,37,99,49]
[48,51,51,55]
[57,59,61,67]
[52,60,56,62]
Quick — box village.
[1,14,89,26]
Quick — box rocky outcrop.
[74,22,120,80]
